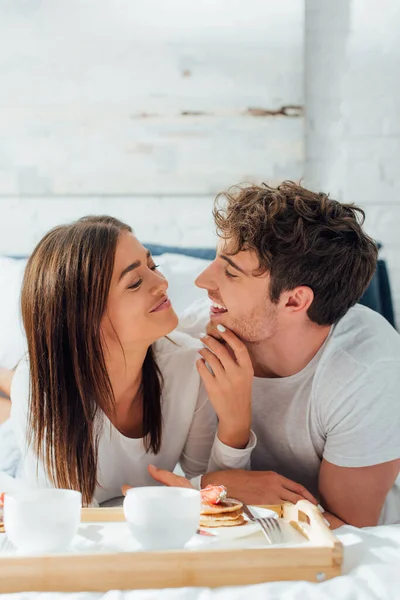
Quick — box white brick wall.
[0,0,303,252]
[305,0,400,322]
[1,0,400,321]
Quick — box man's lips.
[150,296,171,313]
[209,296,228,315]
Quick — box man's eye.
[150,264,160,271]
[128,279,142,290]
[224,269,238,279]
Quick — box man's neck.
[247,322,332,378]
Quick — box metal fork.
[242,503,283,545]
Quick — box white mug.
[124,486,201,550]
[4,488,82,554]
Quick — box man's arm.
[142,466,318,506]
[319,458,400,528]
[318,359,400,528]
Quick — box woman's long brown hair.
[21,216,163,505]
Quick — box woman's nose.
[149,269,168,294]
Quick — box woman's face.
[102,232,178,350]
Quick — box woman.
[0,369,13,424]
[10,216,255,505]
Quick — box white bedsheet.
[0,524,399,600]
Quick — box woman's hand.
[197,327,253,449]
[122,465,195,496]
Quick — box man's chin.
[206,319,253,345]
[205,320,225,340]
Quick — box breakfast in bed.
[200,484,245,528]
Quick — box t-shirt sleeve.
[180,381,256,480]
[321,359,400,468]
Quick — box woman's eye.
[224,269,238,279]
[127,265,160,290]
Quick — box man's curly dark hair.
[213,181,378,326]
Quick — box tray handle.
[283,500,342,552]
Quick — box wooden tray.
[0,500,343,592]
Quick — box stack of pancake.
[200,496,246,528]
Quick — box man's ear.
[284,286,314,314]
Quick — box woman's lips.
[150,298,171,313]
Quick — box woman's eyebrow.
[119,250,151,281]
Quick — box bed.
[0,248,399,599]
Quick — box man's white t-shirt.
[10,332,255,505]
[180,302,400,524]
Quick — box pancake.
[201,508,242,521]
[200,514,246,528]
[200,498,243,515]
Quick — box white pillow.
[0,258,27,369]
[0,253,210,369]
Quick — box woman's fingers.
[213,328,253,369]
[197,348,225,379]
[148,465,194,488]
[200,336,237,372]
[196,358,216,390]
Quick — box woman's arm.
[179,382,256,482]
[0,368,14,398]
[0,368,14,424]
[0,396,11,424]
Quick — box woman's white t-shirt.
[10,332,255,505]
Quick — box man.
[147,181,400,528]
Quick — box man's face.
[195,241,280,343]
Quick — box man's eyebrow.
[119,250,151,281]
[219,254,246,275]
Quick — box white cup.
[123,486,201,551]
[4,489,82,554]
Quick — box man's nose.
[195,262,216,290]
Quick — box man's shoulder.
[324,304,400,369]
[314,305,400,397]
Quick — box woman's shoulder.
[154,332,203,412]
[10,356,30,399]
[155,330,201,355]
[154,331,202,379]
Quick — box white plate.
[201,505,278,540]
